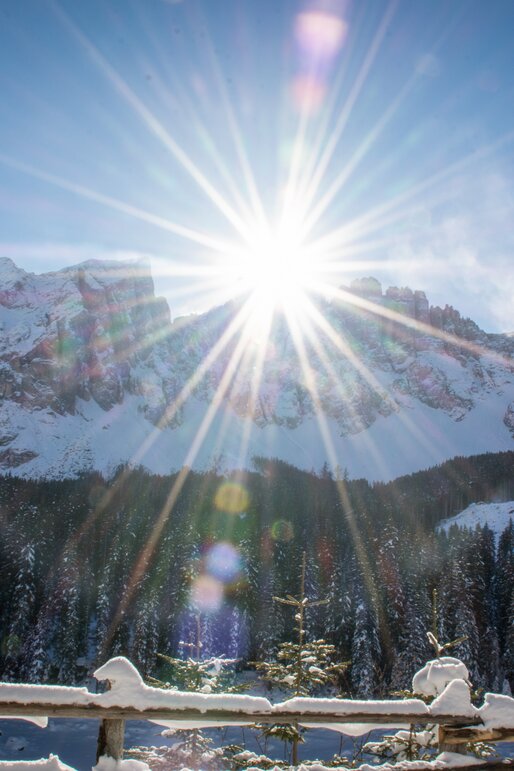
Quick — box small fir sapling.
[127,615,245,770]
[252,552,349,768]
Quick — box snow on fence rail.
[0,657,513,770]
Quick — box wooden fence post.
[438,723,467,755]
[95,677,125,762]
[96,718,125,762]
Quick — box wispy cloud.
[375,166,514,333]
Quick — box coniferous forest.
[1,450,513,696]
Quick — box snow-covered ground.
[2,385,513,483]
[437,501,514,540]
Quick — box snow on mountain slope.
[0,256,513,481]
[437,501,514,540]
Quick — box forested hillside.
[1,451,513,695]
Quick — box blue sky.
[1,0,514,331]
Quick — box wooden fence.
[0,658,513,770]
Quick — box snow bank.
[0,715,47,727]
[273,696,429,716]
[0,683,92,707]
[0,658,271,718]
[430,679,477,718]
[434,753,483,767]
[244,756,485,771]
[92,757,150,771]
[93,657,271,714]
[412,658,469,697]
[478,691,514,729]
[0,756,76,771]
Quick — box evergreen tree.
[471,526,500,689]
[24,604,52,683]
[131,585,161,677]
[438,530,480,684]
[497,520,514,663]
[54,548,83,684]
[2,543,36,681]
[390,579,431,691]
[255,553,348,766]
[503,589,514,692]
[350,592,381,697]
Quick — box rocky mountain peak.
[0,258,512,480]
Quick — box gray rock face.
[504,402,514,437]
[0,261,513,477]
[0,258,173,417]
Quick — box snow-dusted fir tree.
[128,618,243,770]
[55,547,83,684]
[255,552,348,766]
[390,578,431,691]
[438,530,480,684]
[504,590,514,693]
[131,585,161,677]
[471,525,500,689]
[2,542,36,681]
[24,603,52,683]
[497,520,514,690]
[350,591,381,697]
[348,550,381,698]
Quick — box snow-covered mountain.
[0,257,513,481]
[437,501,514,541]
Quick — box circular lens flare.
[205,541,241,582]
[271,519,295,542]
[190,575,224,613]
[214,481,249,514]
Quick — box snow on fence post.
[95,675,125,762]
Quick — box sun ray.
[301,73,419,241]
[305,127,514,259]
[281,303,384,619]
[299,295,452,473]
[200,17,269,232]
[102,311,254,648]
[207,295,276,472]
[296,0,398,222]
[297,0,463,231]
[231,307,276,470]
[326,283,512,368]
[125,2,261,231]
[52,2,257,245]
[58,298,255,571]
[0,154,236,255]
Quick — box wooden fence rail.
[0,657,513,769]
[0,700,513,767]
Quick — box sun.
[235,220,316,317]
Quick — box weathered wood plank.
[438,724,467,754]
[441,726,514,745]
[0,702,486,725]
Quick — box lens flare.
[190,574,224,613]
[291,75,327,114]
[205,541,241,583]
[295,11,348,63]
[271,519,295,543]
[214,481,249,514]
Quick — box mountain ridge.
[0,256,512,481]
